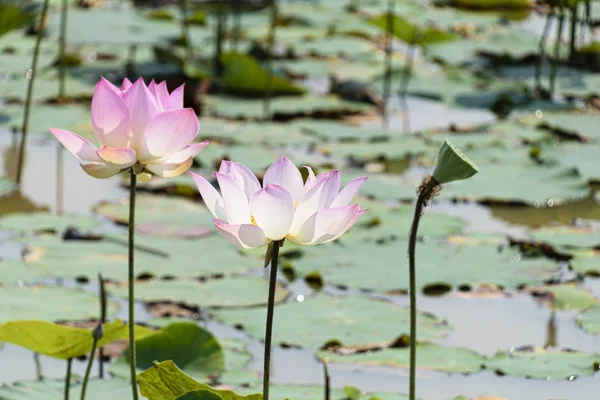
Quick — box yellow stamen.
[251,215,258,226]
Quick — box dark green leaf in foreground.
[220,53,305,97]
[0,4,32,37]
[0,378,133,399]
[112,322,224,382]
[176,391,222,400]
[0,319,154,360]
[138,360,261,400]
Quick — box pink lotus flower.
[50,77,208,178]
[191,157,367,249]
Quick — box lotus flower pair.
[191,157,367,249]
[50,77,208,179]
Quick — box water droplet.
[512,255,521,262]
[87,51,97,63]
[568,375,576,381]
[422,235,430,243]
[535,109,543,119]
[17,280,24,287]
[509,346,515,352]
[296,294,305,302]
[547,199,554,207]
[120,197,129,205]
[25,69,33,79]
[534,201,541,208]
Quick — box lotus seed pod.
[432,139,478,185]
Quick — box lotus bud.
[431,139,478,185]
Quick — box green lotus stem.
[263,240,281,400]
[56,144,63,216]
[568,4,577,62]
[382,0,394,129]
[323,360,330,400]
[263,0,278,120]
[399,44,415,99]
[98,273,107,378]
[213,0,226,77]
[64,358,72,400]
[16,0,51,186]
[550,2,565,97]
[58,0,68,100]
[232,0,241,51]
[407,176,440,400]
[179,0,191,62]
[34,352,42,380]
[128,170,139,400]
[535,11,554,95]
[80,333,99,400]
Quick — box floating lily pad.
[531,225,600,248]
[22,235,260,281]
[0,212,99,234]
[486,347,600,379]
[204,95,371,120]
[346,199,466,243]
[0,378,133,400]
[219,338,258,385]
[545,143,600,183]
[288,238,558,292]
[576,304,600,336]
[319,342,485,373]
[95,195,215,238]
[0,104,94,139]
[236,384,410,400]
[195,143,280,173]
[110,322,224,382]
[211,294,450,349]
[568,251,600,276]
[109,278,288,308]
[201,118,314,146]
[522,111,600,142]
[532,285,599,311]
[0,286,118,324]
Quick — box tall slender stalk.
[407,176,440,400]
[568,5,577,63]
[58,0,68,100]
[34,352,42,380]
[323,360,330,400]
[213,0,226,77]
[550,2,566,97]
[263,240,281,400]
[16,0,51,186]
[263,0,278,121]
[399,45,415,99]
[98,273,107,378]
[382,0,395,129]
[535,11,554,95]
[64,358,73,400]
[56,144,63,215]
[128,171,139,400]
[232,0,241,51]
[80,333,99,400]
[179,0,191,62]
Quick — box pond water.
[1,0,600,399]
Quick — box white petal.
[315,170,341,207]
[144,158,194,178]
[249,184,295,241]
[90,79,132,148]
[263,156,304,202]
[213,220,269,249]
[215,172,251,225]
[143,108,199,159]
[121,77,160,152]
[303,166,316,192]
[288,205,362,245]
[288,176,330,236]
[330,176,367,208]
[229,162,261,200]
[190,172,226,220]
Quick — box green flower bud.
[432,139,478,185]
